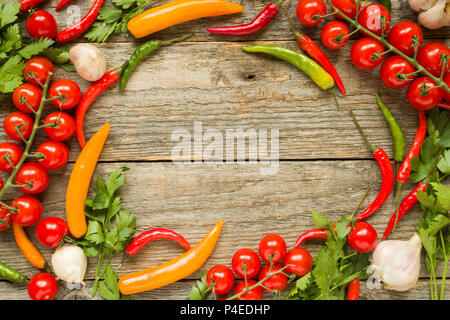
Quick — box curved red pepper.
[294,228,328,247]
[207,2,280,36]
[19,0,46,12]
[56,0,104,44]
[126,228,191,256]
[346,278,360,300]
[55,0,74,11]
[383,182,427,240]
[75,69,120,148]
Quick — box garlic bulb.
[409,0,450,29]
[409,0,437,12]
[52,244,87,284]
[370,233,422,291]
[69,44,107,82]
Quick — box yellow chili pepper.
[127,0,244,38]
[119,221,224,295]
[66,123,110,238]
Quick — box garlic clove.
[409,0,438,12]
[69,44,107,82]
[418,0,449,29]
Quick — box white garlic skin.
[370,234,422,292]
[418,0,450,29]
[409,0,437,12]
[69,44,106,82]
[51,244,87,284]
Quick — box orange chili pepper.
[66,123,110,238]
[119,221,224,295]
[127,0,244,38]
[13,223,46,269]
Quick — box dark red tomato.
[0,177,3,192]
[0,142,23,173]
[417,42,450,77]
[28,273,58,300]
[15,162,49,194]
[442,72,450,103]
[296,0,327,26]
[350,37,385,70]
[347,222,378,253]
[234,279,263,300]
[231,248,261,279]
[357,4,391,37]
[35,217,69,247]
[3,111,33,142]
[0,205,12,231]
[407,76,444,111]
[23,57,54,86]
[12,83,43,113]
[206,265,235,295]
[11,195,42,227]
[49,79,82,110]
[283,247,313,276]
[388,21,423,56]
[36,140,69,170]
[380,55,416,89]
[331,0,360,19]
[25,10,57,40]
[258,234,287,264]
[43,112,75,141]
[258,264,288,292]
[321,21,350,50]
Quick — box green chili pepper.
[241,45,335,91]
[120,33,194,92]
[0,261,27,283]
[376,93,405,164]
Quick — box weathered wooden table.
[0,0,449,300]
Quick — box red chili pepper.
[19,0,46,12]
[56,0,104,44]
[383,182,427,240]
[285,9,346,96]
[294,228,328,247]
[207,1,282,36]
[438,101,450,110]
[396,111,427,193]
[350,111,394,222]
[126,228,191,256]
[55,0,73,11]
[75,69,120,148]
[346,278,360,300]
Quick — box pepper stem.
[284,4,303,40]
[349,110,377,153]
[348,187,371,224]
[160,33,194,46]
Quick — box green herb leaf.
[85,221,105,245]
[1,2,21,28]
[312,210,332,229]
[189,270,211,300]
[98,265,130,300]
[42,46,70,64]
[18,38,54,59]
[0,55,24,93]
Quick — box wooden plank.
[0,161,446,280]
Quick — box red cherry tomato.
[0,142,23,173]
[331,0,360,19]
[35,217,69,247]
[3,111,33,142]
[15,162,49,194]
[380,55,416,89]
[43,112,75,141]
[321,21,350,50]
[25,10,57,40]
[258,234,287,264]
[36,140,69,170]
[357,4,391,37]
[12,83,43,113]
[234,279,263,300]
[206,265,235,295]
[350,37,385,70]
[0,205,12,231]
[258,264,288,292]
[442,72,450,103]
[283,247,313,276]
[231,248,261,279]
[296,0,327,26]
[23,56,54,86]
[347,222,378,253]
[49,79,82,110]
[28,273,58,300]
[11,195,42,227]
[417,42,450,77]
[406,76,444,111]
[388,21,423,57]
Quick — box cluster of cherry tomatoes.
[295,0,450,111]
[205,234,313,299]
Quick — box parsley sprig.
[410,108,450,300]
[85,0,153,42]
